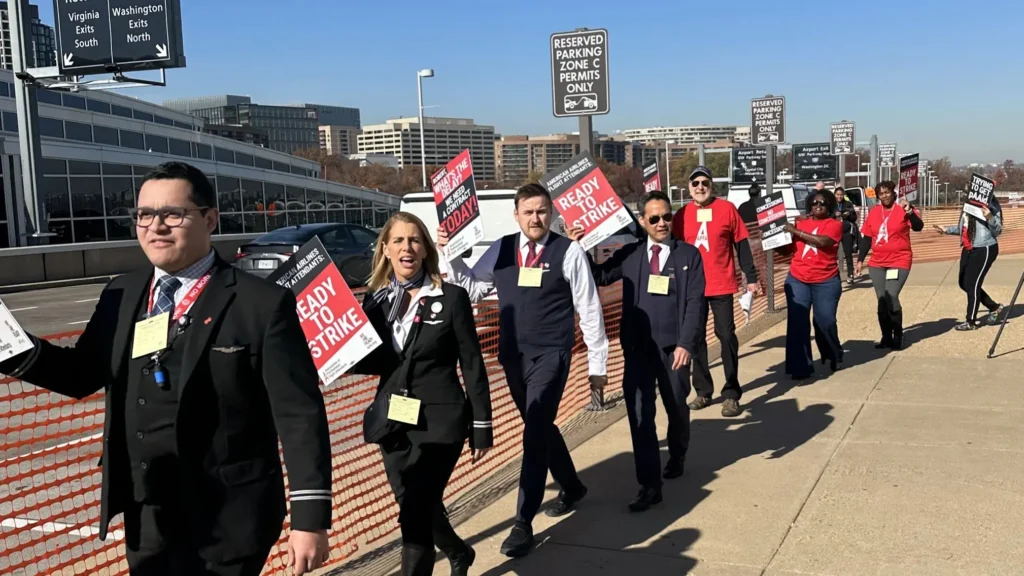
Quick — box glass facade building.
[0,71,399,248]
[192,103,321,154]
[0,2,56,69]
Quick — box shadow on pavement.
[901,317,957,348]
[472,393,834,575]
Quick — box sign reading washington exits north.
[54,0,187,76]
[750,96,786,144]
[550,29,610,117]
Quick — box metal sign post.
[869,135,879,188]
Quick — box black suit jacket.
[590,238,706,354]
[355,282,493,450]
[0,258,332,563]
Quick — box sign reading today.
[964,173,994,220]
[879,143,898,168]
[550,29,610,117]
[54,0,186,75]
[432,149,484,259]
[750,96,786,144]
[830,121,856,155]
[268,238,382,384]
[543,152,631,251]
[898,153,919,202]
[642,159,661,192]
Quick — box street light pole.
[665,140,675,201]
[944,182,949,205]
[417,68,434,192]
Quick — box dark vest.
[124,294,190,504]
[636,249,680,351]
[493,233,576,360]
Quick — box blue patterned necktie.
[151,276,181,317]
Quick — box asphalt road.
[1,284,107,337]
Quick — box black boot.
[875,299,893,348]
[432,505,474,576]
[401,543,434,576]
[891,310,904,350]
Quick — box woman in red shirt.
[855,180,924,349]
[780,190,844,379]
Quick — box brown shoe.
[688,396,712,410]
[721,399,742,417]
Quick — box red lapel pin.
[204,317,212,325]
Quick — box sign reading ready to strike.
[642,160,661,192]
[432,149,484,258]
[754,192,792,250]
[543,152,632,251]
[268,238,382,384]
[965,173,995,220]
[898,154,919,202]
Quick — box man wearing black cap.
[672,166,758,417]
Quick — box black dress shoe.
[544,484,587,517]
[628,487,663,512]
[447,546,475,576]
[663,458,685,479]
[500,523,534,558]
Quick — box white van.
[727,183,814,222]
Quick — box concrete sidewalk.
[425,255,1024,575]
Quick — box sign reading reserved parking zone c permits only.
[550,29,610,117]
[543,152,632,251]
[0,299,34,364]
[267,237,382,384]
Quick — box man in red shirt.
[672,166,758,417]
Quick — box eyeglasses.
[130,206,209,228]
[690,179,711,189]
[647,213,672,225]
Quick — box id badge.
[388,394,421,425]
[132,313,170,358]
[886,269,900,280]
[648,275,670,295]
[518,267,543,288]
[697,209,713,223]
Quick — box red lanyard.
[148,272,213,321]
[517,244,545,268]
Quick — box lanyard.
[148,272,214,321]
[517,244,545,268]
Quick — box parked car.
[234,223,379,287]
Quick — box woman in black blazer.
[355,211,492,576]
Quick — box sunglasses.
[647,213,672,225]
[690,179,711,188]
[810,200,828,207]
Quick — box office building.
[358,117,496,181]
[204,124,270,148]
[190,102,320,154]
[618,125,749,146]
[0,69,399,248]
[494,134,582,184]
[162,95,251,114]
[0,2,56,69]
[319,125,360,156]
[307,104,360,128]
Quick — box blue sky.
[38,0,1022,164]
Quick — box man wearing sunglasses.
[0,162,332,576]
[671,166,758,418]
[568,191,704,510]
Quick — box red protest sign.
[267,237,382,383]
[642,159,661,192]
[898,153,919,202]
[432,149,484,257]
[542,152,633,250]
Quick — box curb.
[0,276,117,295]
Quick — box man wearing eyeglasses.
[671,166,758,418]
[0,162,332,576]
[569,190,704,511]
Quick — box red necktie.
[525,241,539,268]
[650,245,661,275]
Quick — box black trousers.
[959,244,1000,322]
[623,344,690,489]
[693,295,741,401]
[124,502,271,576]
[381,437,465,555]
[840,232,856,278]
[504,349,581,526]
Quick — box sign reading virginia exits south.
[543,152,632,251]
[432,149,484,258]
[267,237,382,384]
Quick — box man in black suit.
[0,162,332,576]
[570,191,705,510]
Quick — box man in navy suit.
[570,190,705,511]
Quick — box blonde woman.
[354,212,491,576]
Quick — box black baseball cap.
[689,166,713,180]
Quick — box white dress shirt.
[445,232,609,377]
[647,238,670,274]
[150,249,217,313]
[388,282,444,352]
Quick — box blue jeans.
[784,274,842,378]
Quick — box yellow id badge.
[131,312,170,358]
[648,275,670,295]
[388,394,421,425]
[886,269,900,280]
[518,267,543,287]
[697,209,713,223]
